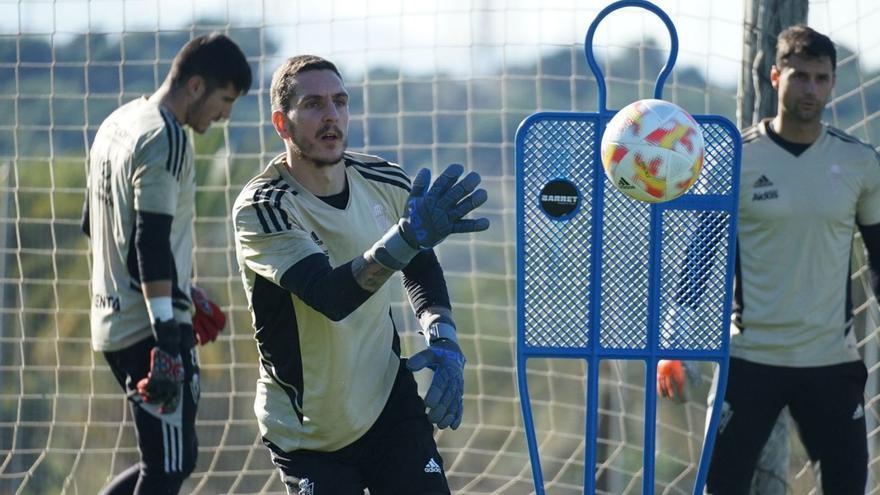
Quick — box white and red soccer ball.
[600,99,704,203]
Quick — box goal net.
[0,1,877,494]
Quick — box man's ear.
[272,110,290,139]
[770,64,780,91]
[185,75,207,100]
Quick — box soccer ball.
[600,99,704,203]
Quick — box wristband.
[146,296,174,323]
[365,225,420,271]
[425,322,458,345]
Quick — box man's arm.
[278,249,447,323]
[275,164,488,322]
[402,249,449,315]
[400,249,465,430]
[351,255,396,293]
[134,210,183,414]
[658,211,726,403]
[279,254,376,322]
[858,222,880,296]
[675,211,726,310]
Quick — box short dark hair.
[270,55,343,113]
[168,33,252,95]
[776,24,837,72]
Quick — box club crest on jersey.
[372,204,391,230]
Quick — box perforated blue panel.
[516,112,741,495]
[518,116,739,354]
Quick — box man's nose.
[805,78,821,95]
[323,102,339,121]
[221,103,233,120]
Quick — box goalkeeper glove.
[657,360,687,402]
[657,360,703,403]
[657,304,704,403]
[406,328,466,430]
[190,285,227,345]
[367,164,490,270]
[136,319,183,414]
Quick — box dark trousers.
[266,359,450,495]
[99,327,200,495]
[706,357,867,495]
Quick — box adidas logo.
[424,457,442,474]
[853,404,865,420]
[617,177,635,189]
[753,175,773,188]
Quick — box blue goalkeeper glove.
[367,164,490,270]
[407,337,466,430]
[136,319,183,414]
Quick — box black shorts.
[103,327,200,479]
[706,357,867,495]
[266,359,450,495]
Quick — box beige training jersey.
[731,120,880,367]
[87,97,195,352]
[233,152,411,452]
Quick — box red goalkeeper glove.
[137,319,183,413]
[190,285,226,345]
[657,359,688,403]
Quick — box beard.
[792,105,823,123]
[184,91,212,132]
[785,94,826,124]
[288,122,347,167]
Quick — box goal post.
[0,1,878,494]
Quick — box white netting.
[0,0,877,493]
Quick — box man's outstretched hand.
[367,163,490,270]
[398,164,490,249]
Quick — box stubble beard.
[786,92,826,125]
[185,91,212,134]
[793,106,823,124]
[289,123,347,168]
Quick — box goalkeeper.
[232,55,489,494]
[83,34,250,494]
[664,26,877,495]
